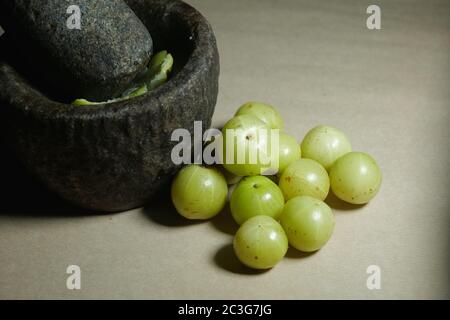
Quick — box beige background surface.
[0,0,449,299]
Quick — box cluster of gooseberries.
[171,102,382,270]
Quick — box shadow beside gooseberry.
[142,185,206,227]
[213,244,271,275]
[325,191,366,212]
[0,144,98,218]
[210,204,239,235]
[285,247,318,259]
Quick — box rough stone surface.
[0,0,153,102]
[0,0,220,212]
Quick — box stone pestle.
[0,0,153,102]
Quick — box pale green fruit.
[279,159,330,201]
[234,215,288,269]
[231,176,285,225]
[222,115,275,177]
[329,152,382,204]
[171,165,228,219]
[280,196,335,252]
[276,133,301,176]
[301,125,352,171]
[235,102,284,130]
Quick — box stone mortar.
[0,0,220,212]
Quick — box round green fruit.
[276,133,301,176]
[301,125,352,171]
[279,159,330,201]
[233,215,288,269]
[329,152,382,204]
[280,196,335,252]
[235,101,284,130]
[171,165,228,219]
[231,176,285,225]
[221,115,274,177]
